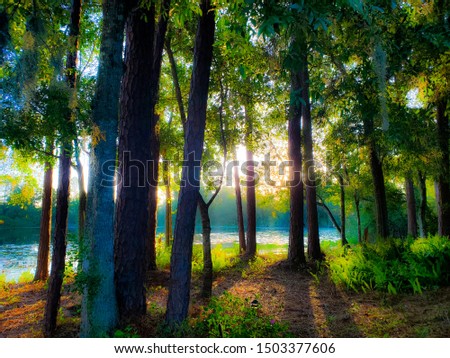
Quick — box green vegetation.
[325,236,450,294]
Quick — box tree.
[287,60,305,266]
[34,144,53,281]
[44,0,82,337]
[166,0,215,326]
[114,0,170,321]
[80,0,126,337]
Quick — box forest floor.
[1,254,450,338]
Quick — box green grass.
[324,235,450,294]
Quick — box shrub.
[189,291,292,338]
[326,236,450,294]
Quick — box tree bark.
[198,195,212,298]
[115,2,156,321]
[354,190,362,244]
[233,154,246,254]
[287,69,305,266]
[34,156,53,281]
[80,0,125,337]
[368,142,389,239]
[166,0,215,326]
[245,106,257,259]
[418,171,427,237]
[405,176,418,238]
[301,59,321,260]
[44,0,81,337]
[339,175,347,245]
[115,0,170,321]
[436,99,450,237]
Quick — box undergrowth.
[325,236,450,294]
[160,291,291,338]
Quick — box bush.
[189,291,292,338]
[326,236,450,294]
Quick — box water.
[0,226,339,282]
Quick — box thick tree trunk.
[368,142,389,239]
[166,0,215,326]
[34,158,53,281]
[80,0,125,337]
[436,99,450,237]
[287,69,305,266]
[115,0,170,321]
[354,190,362,244]
[198,195,212,298]
[405,176,418,238]
[339,175,347,245]
[301,60,321,260]
[163,159,173,247]
[115,3,156,321]
[233,157,246,254]
[418,171,427,237]
[44,0,81,337]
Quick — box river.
[0,226,339,282]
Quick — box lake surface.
[0,226,339,282]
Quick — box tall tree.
[245,104,257,258]
[301,58,321,260]
[44,0,81,337]
[34,145,53,282]
[80,0,126,337]
[405,176,418,238]
[166,0,215,325]
[287,66,305,266]
[115,0,170,321]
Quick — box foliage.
[326,236,450,294]
[113,326,140,338]
[189,291,292,338]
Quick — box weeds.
[325,236,450,294]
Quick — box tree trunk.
[418,171,427,237]
[80,0,125,337]
[166,38,187,131]
[34,157,53,281]
[163,159,173,247]
[354,190,362,244]
[368,142,389,239]
[405,176,418,238]
[339,175,347,245]
[115,0,170,321]
[166,0,215,326]
[233,155,246,254]
[245,106,257,259]
[115,3,155,321]
[74,141,86,245]
[44,0,81,337]
[198,195,212,298]
[287,69,305,266]
[436,99,450,237]
[301,59,321,260]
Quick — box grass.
[324,235,450,294]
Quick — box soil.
[1,258,449,338]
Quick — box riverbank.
[1,253,449,338]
